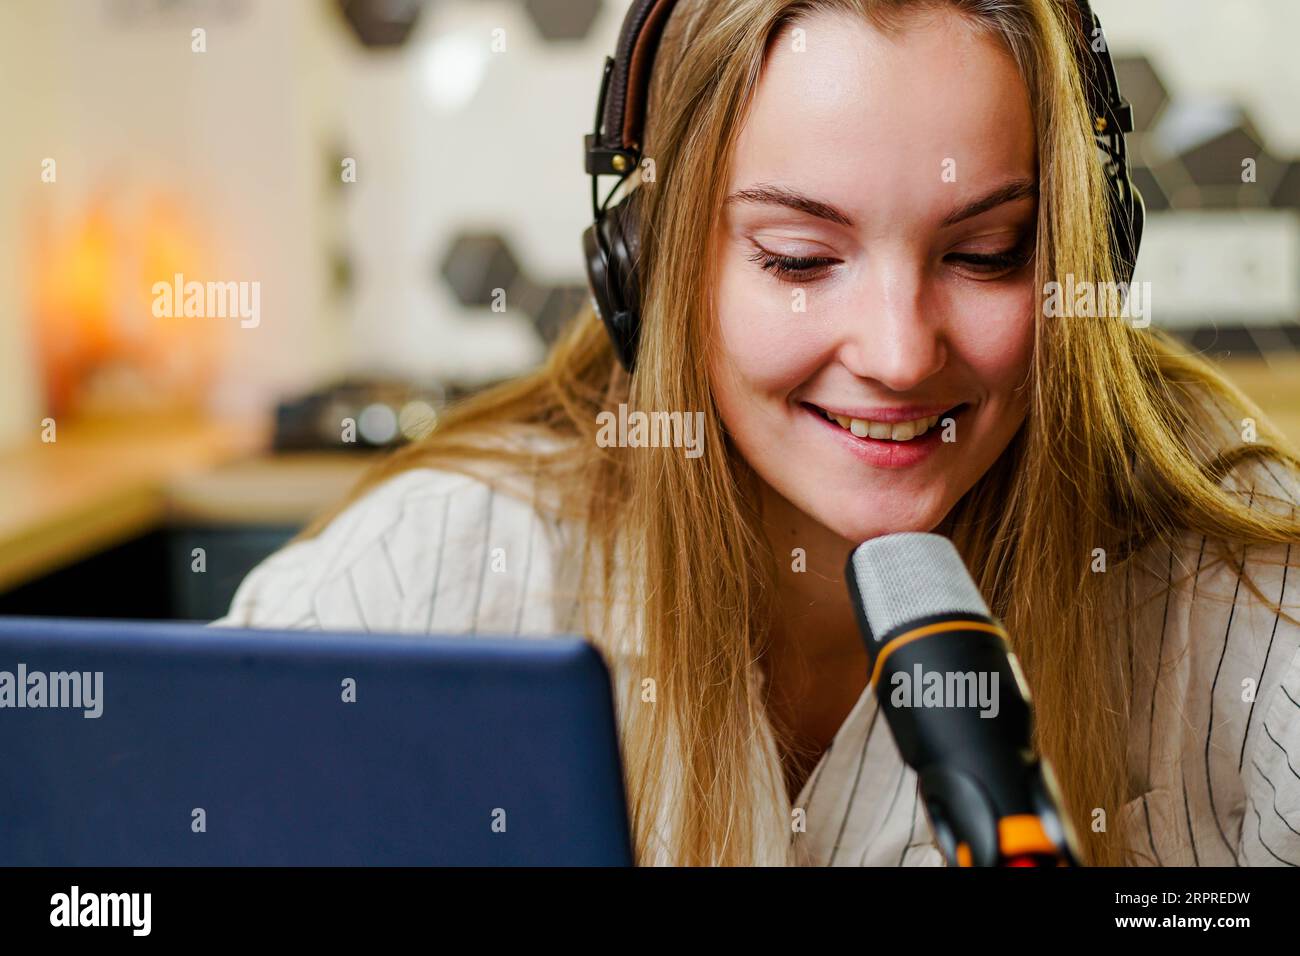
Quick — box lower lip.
[800,403,956,469]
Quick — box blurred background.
[0,0,1297,621]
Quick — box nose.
[838,256,946,392]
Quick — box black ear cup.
[582,189,643,373]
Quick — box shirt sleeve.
[1230,460,1300,866]
[207,467,480,633]
[207,462,580,640]
[1241,633,1300,866]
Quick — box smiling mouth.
[801,402,967,442]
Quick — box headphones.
[583,0,1145,374]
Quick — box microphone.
[844,532,1080,867]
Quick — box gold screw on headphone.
[1094,115,1108,133]
[612,154,629,172]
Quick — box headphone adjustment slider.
[585,134,639,176]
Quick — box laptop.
[0,616,634,866]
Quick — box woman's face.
[711,7,1038,546]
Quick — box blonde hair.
[299,0,1300,865]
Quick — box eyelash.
[746,239,1035,284]
[951,243,1036,276]
[746,247,836,284]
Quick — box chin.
[814,495,951,546]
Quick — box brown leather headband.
[601,0,677,153]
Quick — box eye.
[746,243,838,284]
[945,236,1036,279]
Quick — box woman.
[214,0,1300,867]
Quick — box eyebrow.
[724,184,855,227]
[940,178,1038,227]
[723,178,1038,229]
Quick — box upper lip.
[803,401,963,423]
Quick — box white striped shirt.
[211,435,1300,867]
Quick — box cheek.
[713,257,830,398]
[946,279,1036,401]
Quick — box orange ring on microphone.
[869,619,1009,688]
[998,814,1059,858]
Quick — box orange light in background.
[29,192,228,420]
[134,197,225,404]
[31,202,115,414]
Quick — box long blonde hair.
[299,0,1300,865]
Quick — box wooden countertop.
[165,452,374,526]
[0,414,271,591]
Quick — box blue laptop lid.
[0,617,634,866]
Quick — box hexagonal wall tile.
[1178,126,1283,207]
[1152,99,1286,208]
[523,0,603,41]
[1272,160,1300,209]
[533,284,589,344]
[1113,55,1170,133]
[440,232,523,308]
[506,273,551,320]
[1148,153,1202,211]
[338,0,426,49]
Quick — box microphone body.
[844,533,1080,867]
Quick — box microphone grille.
[847,532,991,640]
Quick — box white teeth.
[816,407,948,441]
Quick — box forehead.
[728,7,1037,224]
